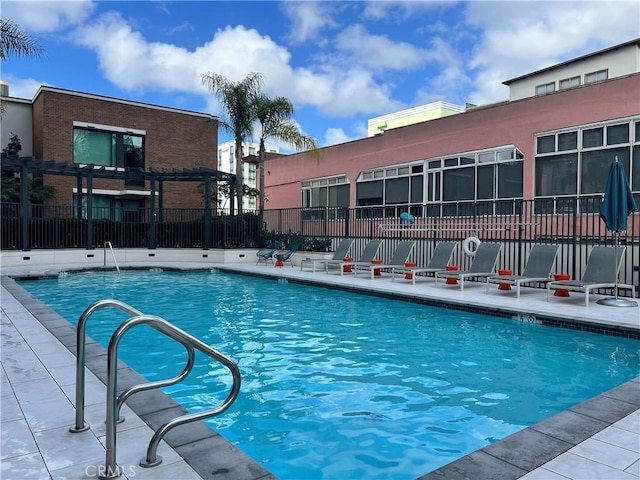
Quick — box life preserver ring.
[463,236,481,256]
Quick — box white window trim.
[73,121,146,135]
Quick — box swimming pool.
[18,269,640,480]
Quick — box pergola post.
[19,160,30,252]
[204,176,212,250]
[86,169,94,250]
[149,174,157,249]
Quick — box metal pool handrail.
[69,299,241,479]
[70,299,142,433]
[104,314,241,478]
[103,241,120,274]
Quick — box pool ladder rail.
[69,299,242,479]
[103,241,120,274]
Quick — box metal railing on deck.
[1,198,638,292]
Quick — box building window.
[248,146,256,155]
[302,175,350,215]
[355,148,523,217]
[302,176,350,220]
[559,76,580,90]
[585,69,608,84]
[73,126,145,187]
[73,194,144,222]
[535,82,555,95]
[428,147,523,203]
[247,163,256,182]
[535,117,638,209]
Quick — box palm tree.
[253,95,319,217]
[0,18,43,60]
[201,72,264,221]
[1,19,43,117]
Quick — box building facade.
[217,140,279,211]
[263,39,640,217]
[367,101,466,137]
[1,86,218,214]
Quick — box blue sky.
[3,1,639,150]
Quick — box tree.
[1,19,43,118]
[2,132,21,156]
[253,95,319,216]
[200,72,264,221]
[0,18,43,60]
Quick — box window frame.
[535,82,555,96]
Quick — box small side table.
[445,265,458,284]
[498,270,512,290]
[371,259,382,277]
[404,262,416,280]
[274,255,284,268]
[554,274,570,296]
[342,257,353,273]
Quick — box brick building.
[2,86,218,212]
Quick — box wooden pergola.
[1,156,237,251]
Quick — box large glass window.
[535,153,578,196]
[302,175,350,209]
[73,127,145,187]
[497,162,523,198]
[73,130,114,166]
[356,180,383,206]
[581,148,629,195]
[385,177,409,204]
[442,168,474,201]
[535,117,638,202]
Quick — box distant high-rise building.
[217,141,279,211]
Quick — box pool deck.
[1,260,639,480]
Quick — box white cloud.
[1,75,45,99]
[1,0,95,32]
[465,0,640,105]
[282,2,338,44]
[413,37,472,106]
[324,127,354,147]
[334,24,429,71]
[70,11,402,122]
[362,1,448,22]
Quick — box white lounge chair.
[331,239,383,275]
[435,242,503,291]
[546,246,636,305]
[300,238,355,272]
[391,242,457,284]
[486,244,559,298]
[349,240,416,280]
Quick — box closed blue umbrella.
[597,158,637,307]
[599,159,637,232]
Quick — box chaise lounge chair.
[485,244,560,298]
[435,242,503,291]
[332,239,383,275]
[391,241,457,285]
[546,246,636,305]
[351,240,416,279]
[300,238,355,272]
[274,242,302,267]
[256,241,282,265]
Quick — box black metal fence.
[2,198,638,293]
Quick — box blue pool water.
[18,269,640,480]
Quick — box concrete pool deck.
[1,259,639,479]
